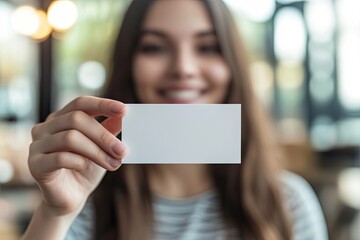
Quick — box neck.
[147,164,213,198]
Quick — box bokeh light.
[78,61,106,90]
[223,0,275,22]
[11,6,39,36]
[274,7,306,64]
[47,0,77,31]
[310,116,337,150]
[338,33,360,110]
[337,119,360,146]
[31,10,52,41]
[240,0,275,22]
[276,63,304,90]
[0,2,14,41]
[305,0,335,42]
[0,158,14,183]
[337,0,360,29]
[338,168,360,209]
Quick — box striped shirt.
[65,171,328,240]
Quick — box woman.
[23,0,328,240]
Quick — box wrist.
[40,200,83,220]
[22,202,81,240]
[39,201,80,222]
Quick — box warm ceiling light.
[11,6,40,36]
[31,10,52,41]
[47,0,77,31]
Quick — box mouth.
[158,89,206,103]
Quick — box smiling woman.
[22,1,328,240]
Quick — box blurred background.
[0,0,359,239]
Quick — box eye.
[198,44,221,54]
[138,44,167,54]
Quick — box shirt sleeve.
[280,171,329,240]
[65,199,95,240]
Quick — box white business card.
[121,104,241,164]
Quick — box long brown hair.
[93,0,293,239]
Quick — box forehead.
[142,0,213,34]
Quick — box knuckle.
[72,96,86,108]
[31,124,42,140]
[68,111,86,127]
[28,153,43,176]
[27,145,36,163]
[63,130,79,145]
[99,131,112,146]
[98,99,110,112]
[28,141,36,153]
[99,100,108,109]
[78,156,89,170]
[53,153,66,167]
[45,112,56,121]
[27,158,37,176]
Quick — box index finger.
[48,96,126,121]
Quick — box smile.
[158,89,207,103]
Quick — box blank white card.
[121,104,241,164]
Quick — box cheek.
[205,61,231,88]
[133,56,166,88]
[133,57,155,87]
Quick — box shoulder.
[279,171,329,240]
[279,170,318,204]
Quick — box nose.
[170,45,199,80]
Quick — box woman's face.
[133,0,231,104]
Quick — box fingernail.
[109,158,122,169]
[111,141,126,156]
[110,103,124,114]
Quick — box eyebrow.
[140,29,217,38]
[140,29,167,38]
[196,30,216,38]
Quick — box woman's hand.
[28,96,127,217]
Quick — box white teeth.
[165,90,201,100]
